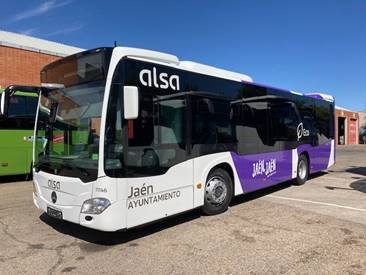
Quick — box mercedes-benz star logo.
[51,191,57,203]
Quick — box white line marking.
[267,195,366,212]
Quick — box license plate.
[47,206,63,220]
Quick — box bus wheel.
[294,155,309,185]
[202,168,233,215]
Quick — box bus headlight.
[81,198,111,215]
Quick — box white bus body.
[32,47,335,231]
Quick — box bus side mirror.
[123,86,139,119]
[49,102,59,124]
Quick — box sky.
[1,0,366,111]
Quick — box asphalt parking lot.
[0,145,365,274]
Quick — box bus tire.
[201,168,233,215]
[293,155,309,185]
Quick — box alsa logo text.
[48,179,60,190]
[139,67,180,91]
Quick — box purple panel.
[305,93,334,102]
[231,150,292,193]
[306,94,324,100]
[297,142,332,173]
[231,140,333,194]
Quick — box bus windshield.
[34,81,105,182]
[34,48,112,182]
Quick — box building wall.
[0,45,60,88]
[359,111,366,144]
[359,112,366,128]
[335,108,359,145]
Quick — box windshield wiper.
[58,162,90,182]
[48,154,81,160]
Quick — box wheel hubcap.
[298,160,307,179]
[205,176,227,205]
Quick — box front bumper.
[33,192,126,232]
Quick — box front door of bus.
[125,95,194,228]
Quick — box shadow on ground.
[39,210,201,246]
[346,167,366,177]
[324,181,366,193]
[325,166,366,193]
[231,181,292,207]
[39,172,328,246]
[327,166,366,177]
[0,174,28,184]
[326,166,366,193]
[350,179,366,193]
[310,171,328,178]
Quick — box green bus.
[0,85,91,178]
[0,87,39,177]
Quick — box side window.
[125,93,187,176]
[192,98,217,145]
[154,98,185,145]
[315,101,332,144]
[233,102,258,155]
[251,102,269,146]
[26,96,39,116]
[104,84,124,174]
[3,95,35,130]
[128,95,154,146]
[191,97,236,155]
[270,102,300,142]
[128,96,186,147]
[214,100,235,144]
[303,116,317,138]
[8,96,27,117]
[329,104,335,139]
[233,101,275,154]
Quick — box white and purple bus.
[26,47,334,231]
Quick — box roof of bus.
[41,46,334,103]
[0,87,38,97]
[43,47,254,83]
[238,79,334,103]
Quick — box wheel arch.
[193,152,242,208]
[293,150,310,185]
[207,162,235,194]
[300,151,310,170]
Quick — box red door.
[349,119,357,144]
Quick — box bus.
[24,47,334,231]
[0,86,39,178]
